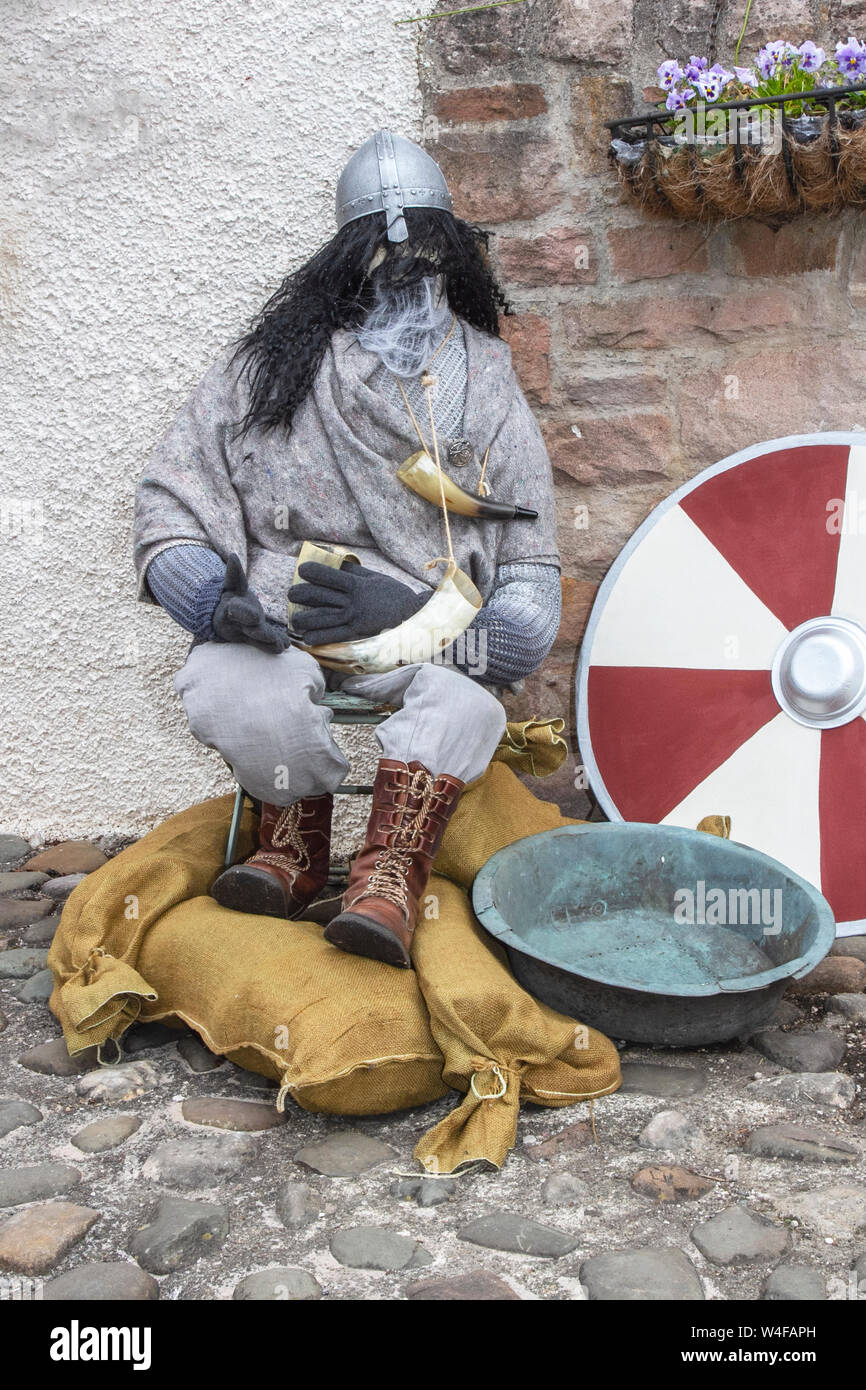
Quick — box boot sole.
[323,912,411,968]
[211,866,307,921]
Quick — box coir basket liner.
[611,102,866,222]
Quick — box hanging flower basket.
[607,39,866,221]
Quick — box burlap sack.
[413,874,622,1172]
[136,898,447,1117]
[48,751,620,1172]
[435,756,579,888]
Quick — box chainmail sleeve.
[145,543,226,641]
[447,561,562,687]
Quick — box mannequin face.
[365,239,443,282]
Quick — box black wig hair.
[229,206,510,439]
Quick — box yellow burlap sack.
[435,756,580,890]
[413,874,621,1172]
[491,715,568,779]
[48,752,620,1172]
[137,905,447,1116]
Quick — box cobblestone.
[1,838,865,1302]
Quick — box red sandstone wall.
[419,0,866,810]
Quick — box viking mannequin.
[134,131,561,968]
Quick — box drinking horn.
[288,543,482,675]
[397,450,537,521]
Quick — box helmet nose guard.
[335,129,453,244]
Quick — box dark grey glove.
[288,561,428,646]
[212,554,291,653]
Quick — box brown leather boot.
[211,794,332,919]
[323,759,463,968]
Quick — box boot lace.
[253,803,311,874]
[353,768,436,912]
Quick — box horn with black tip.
[397,450,537,521]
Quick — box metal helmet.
[335,129,453,244]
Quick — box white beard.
[355,273,450,379]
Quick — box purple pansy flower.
[771,41,799,66]
[757,41,799,78]
[657,59,684,90]
[836,36,866,79]
[665,85,696,111]
[733,65,757,86]
[756,46,776,79]
[695,64,734,101]
[684,55,708,81]
[798,40,826,71]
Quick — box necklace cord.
[477,445,491,498]
[394,313,458,567]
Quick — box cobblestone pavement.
[1,833,865,1302]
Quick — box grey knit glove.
[288,561,427,646]
[212,554,291,653]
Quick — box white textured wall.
[0,0,422,840]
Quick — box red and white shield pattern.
[577,434,866,936]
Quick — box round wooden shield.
[577,433,866,937]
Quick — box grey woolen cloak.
[133,318,560,625]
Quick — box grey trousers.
[174,642,507,805]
